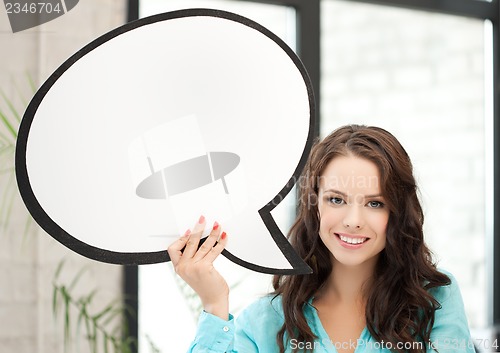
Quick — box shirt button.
[223,326,229,332]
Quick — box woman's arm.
[187,296,282,353]
[169,218,281,353]
[188,311,236,352]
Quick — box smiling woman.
[170,124,475,353]
[269,125,467,353]
[317,155,389,267]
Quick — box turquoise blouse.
[188,272,475,352]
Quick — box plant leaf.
[76,302,88,347]
[25,71,36,93]
[54,259,66,280]
[0,90,21,124]
[0,107,17,139]
[52,285,59,318]
[90,320,97,353]
[61,287,71,351]
[100,307,122,327]
[103,332,109,353]
[92,304,114,323]
[68,266,89,291]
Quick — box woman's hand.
[167,215,230,320]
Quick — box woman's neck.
[319,257,377,305]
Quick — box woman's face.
[318,155,390,268]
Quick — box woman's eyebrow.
[322,189,347,197]
[365,193,383,198]
[322,189,383,199]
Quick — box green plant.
[0,75,36,235]
[0,88,21,228]
[53,260,138,353]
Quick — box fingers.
[181,215,206,259]
[167,228,191,265]
[203,231,228,263]
[167,216,229,266]
[192,221,222,262]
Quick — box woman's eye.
[329,197,344,205]
[367,201,384,208]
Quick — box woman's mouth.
[335,233,369,248]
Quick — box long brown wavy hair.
[272,124,450,353]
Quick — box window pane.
[140,0,297,51]
[137,2,296,352]
[321,0,489,339]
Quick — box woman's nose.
[342,205,364,229]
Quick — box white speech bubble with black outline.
[15,9,315,274]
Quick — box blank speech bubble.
[15,9,315,274]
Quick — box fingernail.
[221,232,227,240]
[198,215,205,224]
[213,221,219,230]
[183,229,191,237]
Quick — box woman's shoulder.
[429,269,464,307]
[427,269,474,351]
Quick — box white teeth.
[339,235,367,244]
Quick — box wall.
[0,1,127,352]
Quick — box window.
[321,0,490,339]
[128,1,499,351]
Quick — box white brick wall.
[0,2,127,352]
[321,0,487,329]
